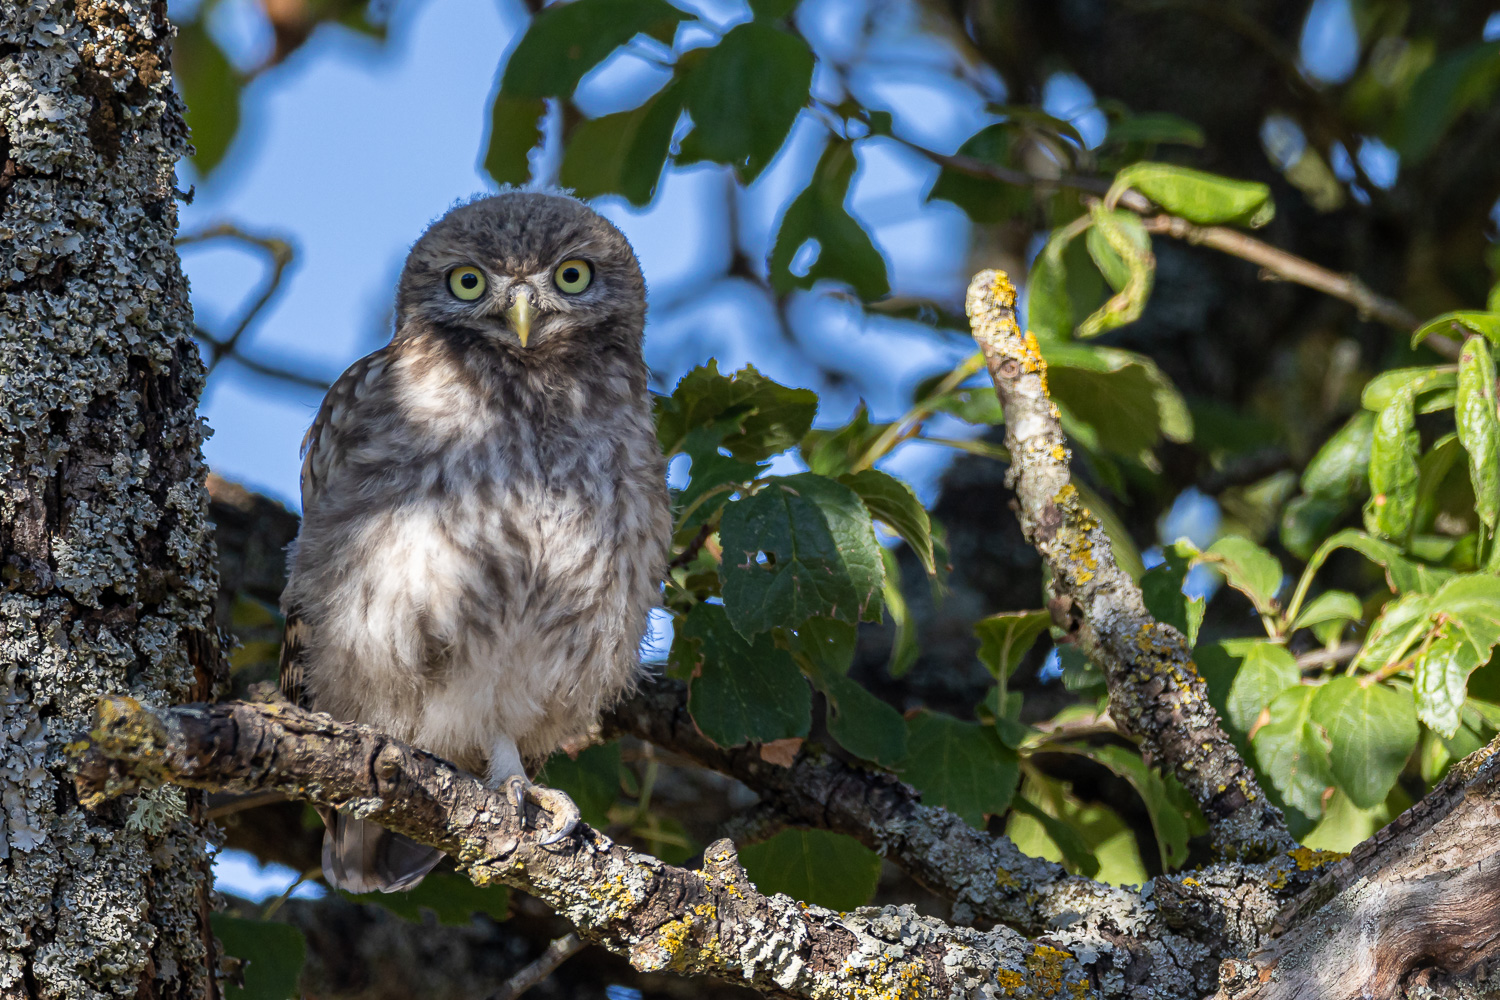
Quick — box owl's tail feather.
[320,811,445,894]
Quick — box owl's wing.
[279,347,395,709]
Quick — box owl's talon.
[498,776,581,846]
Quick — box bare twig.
[488,933,586,1000]
[1294,642,1360,673]
[967,269,1294,859]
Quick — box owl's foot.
[501,776,581,847]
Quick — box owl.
[278,192,671,893]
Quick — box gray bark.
[0,2,219,997]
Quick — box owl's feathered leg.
[489,735,580,847]
[320,808,445,894]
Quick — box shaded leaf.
[212,915,306,1000]
[881,547,920,678]
[1301,411,1375,499]
[739,829,880,910]
[175,20,241,175]
[1046,344,1193,458]
[768,142,889,299]
[559,86,682,205]
[1389,42,1500,162]
[482,94,546,186]
[900,711,1019,826]
[1104,113,1205,149]
[500,0,689,98]
[1108,162,1274,227]
[1312,675,1418,809]
[675,603,811,746]
[817,669,908,767]
[800,403,889,476]
[346,871,510,926]
[719,473,884,635]
[926,124,1032,224]
[679,22,813,182]
[656,361,818,461]
[838,469,935,575]
[538,742,621,829]
[1305,528,1453,595]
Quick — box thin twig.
[178,223,305,377]
[1295,642,1361,673]
[488,933,586,1000]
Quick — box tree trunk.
[0,1,220,997]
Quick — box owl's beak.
[506,289,533,348]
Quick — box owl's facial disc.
[506,288,533,348]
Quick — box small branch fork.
[966,270,1294,859]
[72,696,1089,1000]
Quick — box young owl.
[278,192,671,893]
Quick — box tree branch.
[72,696,1092,1000]
[966,270,1294,859]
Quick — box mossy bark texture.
[0,1,220,997]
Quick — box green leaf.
[175,20,241,175]
[1103,113,1205,149]
[1456,338,1500,530]
[1428,573,1500,658]
[559,86,682,206]
[500,0,689,98]
[899,711,1019,826]
[675,603,811,746]
[1025,224,1081,342]
[1140,554,1205,647]
[1205,535,1284,614]
[1364,382,1420,541]
[800,403,889,476]
[656,361,818,461]
[817,670,908,767]
[748,0,799,19]
[1008,795,1100,878]
[768,142,890,300]
[677,451,765,528]
[1351,591,1434,673]
[1388,42,1500,162]
[1292,590,1363,633]
[925,387,1005,426]
[974,611,1051,680]
[345,870,511,926]
[1413,634,1483,739]
[1108,162,1274,227]
[1306,528,1453,596]
[1076,208,1154,338]
[1252,684,1333,817]
[1280,493,1348,562]
[679,22,813,182]
[1411,311,1500,350]
[482,94,546,186]
[1361,367,1457,412]
[1224,640,1300,734]
[738,829,880,910]
[1081,744,1204,870]
[881,547,920,678]
[1301,411,1375,499]
[719,473,884,635]
[1311,675,1418,809]
[212,915,306,1000]
[1046,344,1193,458]
[837,469,935,575]
[538,742,621,829]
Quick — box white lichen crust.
[0,1,219,997]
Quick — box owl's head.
[395,192,646,362]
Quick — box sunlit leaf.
[1076,208,1154,337]
[1361,367,1456,412]
[1204,535,1283,614]
[838,469,935,575]
[656,362,818,461]
[1364,382,1420,541]
[1413,634,1483,739]
[1108,162,1274,227]
[1456,338,1500,530]
[1411,311,1500,349]
[1079,744,1206,870]
[1252,684,1333,818]
[974,611,1051,680]
[1301,411,1375,499]
[1292,590,1363,633]
[1224,640,1300,734]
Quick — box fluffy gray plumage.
[279,192,671,893]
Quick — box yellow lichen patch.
[840,955,932,1000]
[1180,876,1200,888]
[1051,444,1068,462]
[586,871,643,922]
[1289,846,1346,871]
[996,866,1020,890]
[1026,944,1088,996]
[990,271,1018,308]
[1022,331,1050,394]
[995,969,1026,991]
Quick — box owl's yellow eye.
[554,259,592,294]
[448,266,487,301]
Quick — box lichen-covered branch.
[966,270,1293,859]
[1217,736,1500,1000]
[74,696,1094,1000]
